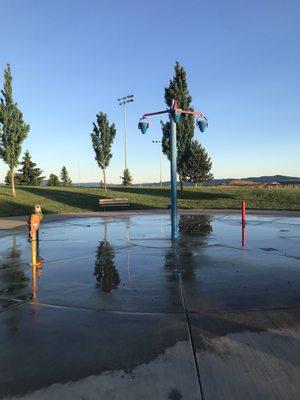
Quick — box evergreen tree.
[120,168,133,186]
[161,61,194,194]
[90,112,116,191]
[47,174,60,186]
[60,166,72,186]
[18,150,44,185]
[181,139,213,185]
[5,170,22,186]
[0,65,30,196]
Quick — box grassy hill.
[0,185,299,218]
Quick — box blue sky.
[0,0,299,183]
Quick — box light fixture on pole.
[152,140,163,187]
[118,95,134,170]
[138,100,208,241]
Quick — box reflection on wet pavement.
[0,213,299,399]
[92,220,120,293]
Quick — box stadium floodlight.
[117,94,134,170]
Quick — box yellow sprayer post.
[31,232,37,266]
[31,264,37,299]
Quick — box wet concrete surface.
[0,303,200,399]
[192,308,300,400]
[0,213,299,399]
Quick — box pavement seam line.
[178,272,205,400]
[24,300,186,315]
[0,299,28,313]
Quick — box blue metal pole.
[170,109,177,241]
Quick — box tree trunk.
[103,169,107,192]
[11,169,16,197]
[180,179,183,197]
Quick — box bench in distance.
[99,198,130,209]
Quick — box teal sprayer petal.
[138,121,149,134]
[170,109,181,124]
[197,119,208,132]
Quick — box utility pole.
[77,163,81,187]
[152,140,163,187]
[118,95,134,170]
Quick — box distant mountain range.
[244,175,300,183]
[204,175,300,186]
[73,175,300,187]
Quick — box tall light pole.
[118,95,134,170]
[138,100,208,241]
[152,140,163,187]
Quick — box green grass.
[0,185,299,217]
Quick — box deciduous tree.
[0,65,30,196]
[90,112,116,191]
[47,174,60,186]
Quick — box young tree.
[120,168,133,186]
[0,65,30,196]
[161,61,194,195]
[90,112,116,191]
[60,166,72,186]
[47,174,60,186]
[181,139,213,185]
[18,150,44,186]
